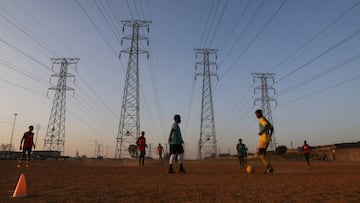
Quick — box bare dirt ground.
[1,158,360,203]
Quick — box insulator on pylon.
[147,40,149,46]
[122,26,125,32]
[147,27,149,32]
[119,53,121,59]
[121,39,123,46]
[147,53,149,59]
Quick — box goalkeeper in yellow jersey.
[255,109,274,174]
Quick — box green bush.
[276,145,288,155]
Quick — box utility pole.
[252,73,278,151]
[95,140,103,158]
[195,48,218,160]
[148,143,152,158]
[9,113,18,153]
[44,58,79,155]
[35,124,40,148]
[115,20,151,159]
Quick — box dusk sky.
[0,0,359,159]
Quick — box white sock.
[178,153,184,164]
[169,154,176,164]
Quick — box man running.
[157,143,164,163]
[136,131,148,166]
[255,109,274,174]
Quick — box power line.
[216,85,254,134]
[183,69,197,139]
[13,0,74,55]
[269,0,360,73]
[73,86,118,129]
[145,54,166,138]
[207,0,229,48]
[68,97,117,134]
[0,76,46,97]
[0,53,118,136]
[279,74,360,107]
[76,71,119,120]
[138,0,147,20]
[276,28,360,84]
[218,0,266,70]
[0,37,52,71]
[105,0,123,30]
[132,0,142,20]
[219,0,251,55]
[220,0,287,80]
[217,110,255,145]
[198,0,216,48]
[75,0,118,57]
[0,57,50,87]
[0,7,58,57]
[277,53,360,96]
[93,0,122,45]
[9,0,128,132]
[66,108,115,142]
[125,0,136,19]
[201,0,221,48]
[2,32,119,130]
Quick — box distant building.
[297,141,360,161]
[0,150,61,160]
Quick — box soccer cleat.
[179,167,186,173]
[168,166,175,174]
[264,165,274,174]
[17,164,20,168]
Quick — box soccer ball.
[246,165,255,174]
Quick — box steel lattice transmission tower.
[115,20,151,159]
[195,48,218,160]
[44,58,79,155]
[252,73,278,151]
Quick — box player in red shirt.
[136,131,148,166]
[17,125,35,168]
[303,140,311,167]
[157,143,164,163]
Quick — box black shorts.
[22,148,32,157]
[169,144,184,154]
[139,150,146,157]
[258,148,267,155]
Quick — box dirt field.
[1,158,360,203]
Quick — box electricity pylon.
[44,58,79,155]
[115,20,151,159]
[195,48,218,160]
[252,73,278,151]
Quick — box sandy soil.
[1,158,359,203]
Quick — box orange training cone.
[12,173,27,198]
